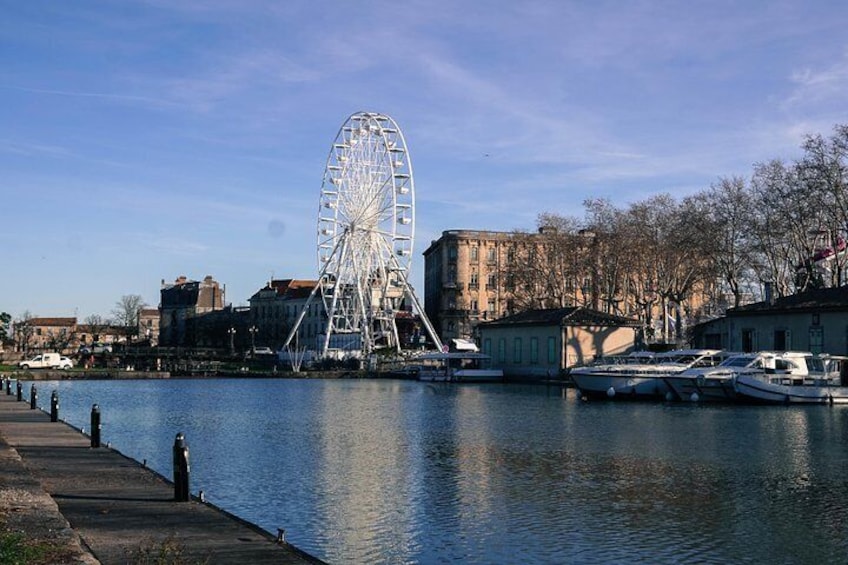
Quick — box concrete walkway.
[0,391,322,564]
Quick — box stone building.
[158,275,226,347]
[690,286,848,355]
[18,317,77,354]
[423,230,516,342]
[478,307,640,380]
[138,308,160,345]
[248,279,323,350]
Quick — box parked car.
[18,353,73,370]
[78,343,113,355]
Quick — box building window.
[470,272,479,289]
[447,321,455,333]
[774,329,791,351]
[547,336,557,364]
[513,337,522,364]
[809,327,824,354]
[487,247,496,262]
[470,246,478,261]
[530,337,539,364]
[498,338,506,363]
[741,329,756,353]
[487,273,496,288]
[448,246,457,260]
[470,300,478,313]
[487,299,495,314]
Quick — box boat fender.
[606,387,616,398]
[665,391,674,402]
[690,392,699,403]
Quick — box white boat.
[570,349,728,400]
[411,352,504,383]
[663,351,763,403]
[733,353,848,404]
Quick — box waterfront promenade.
[0,391,320,564]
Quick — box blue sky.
[2,0,847,320]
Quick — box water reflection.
[30,379,848,564]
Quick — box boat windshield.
[720,355,758,368]
[805,357,826,373]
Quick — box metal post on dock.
[16,381,22,401]
[6,378,11,395]
[29,385,37,410]
[50,391,59,422]
[90,404,101,448]
[173,432,190,502]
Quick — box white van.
[18,353,73,370]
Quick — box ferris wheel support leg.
[389,256,443,351]
[282,280,324,350]
[321,235,351,356]
[390,319,402,353]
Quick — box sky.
[2,0,848,321]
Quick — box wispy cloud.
[786,50,848,108]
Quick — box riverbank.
[0,368,365,381]
[0,391,323,564]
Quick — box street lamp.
[227,327,236,355]
[248,325,258,355]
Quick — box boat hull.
[664,375,737,402]
[733,375,848,404]
[571,372,670,400]
[418,369,504,383]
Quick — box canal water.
[28,378,848,564]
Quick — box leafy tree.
[0,311,10,343]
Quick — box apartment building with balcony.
[423,229,518,341]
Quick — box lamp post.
[227,327,236,356]
[248,325,257,356]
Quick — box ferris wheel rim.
[316,111,415,276]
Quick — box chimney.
[764,282,774,305]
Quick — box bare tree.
[687,177,757,310]
[15,311,35,355]
[112,295,145,344]
[797,124,848,287]
[749,160,818,296]
[584,199,629,316]
[499,214,588,311]
[83,314,111,344]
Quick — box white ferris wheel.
[284,111,442,357]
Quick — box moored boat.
[570,349,727,400]
[732,353,848,404]
[411,352,504,383]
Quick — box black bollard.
[16,381,22,401]
[90,404,101,448]
[30,385,37,410]
[50,391,59,422]
[173,432,190,502]
[6,378,11,395]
